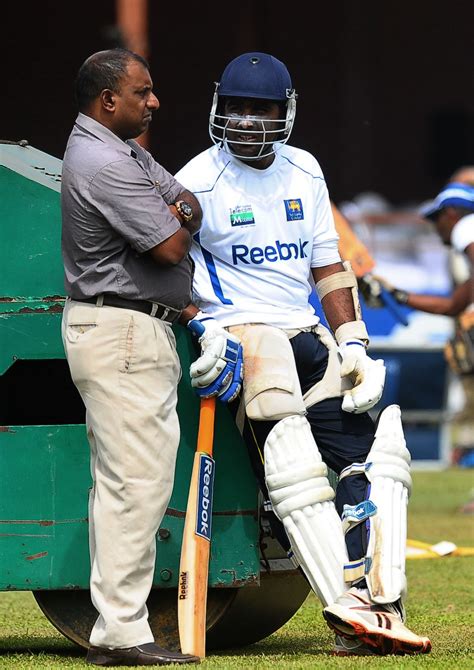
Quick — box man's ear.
[100,89,116,112]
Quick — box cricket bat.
[331,202,376,278]
[178,394,216,658]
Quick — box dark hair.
[75,48,149,111]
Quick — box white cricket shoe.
[323,587,431,656]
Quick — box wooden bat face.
[178,397,216,657]
[178,454,215,606]
[331,203,376,277]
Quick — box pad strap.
[344,557,371,583]
[341,500,377,534]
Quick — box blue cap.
[420,182,474,220]
[218,52,292,101]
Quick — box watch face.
[180,202,192,217]
[176,200,193,220]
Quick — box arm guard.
[315,262,369,346]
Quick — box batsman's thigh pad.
[228,324,306,421]
[340,404,411,604]
[302,324,352,407]
[264,415,347,606]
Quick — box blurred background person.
[360,168,474,470]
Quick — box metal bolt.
[160,569,172,582]
[158,528,170,540]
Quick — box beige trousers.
[61,299,181,649]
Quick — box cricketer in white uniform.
[186,144,338,329]
[180,52,431,656]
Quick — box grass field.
[0,468,473,669]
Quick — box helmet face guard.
[208,52,297,161]
[209,88,297,161]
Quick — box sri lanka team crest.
[284,198,304,221]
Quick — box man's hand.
[188,316,243,403]
[358,274,408,308]
[339,340,386,413]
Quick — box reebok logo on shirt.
[232,239,309,265]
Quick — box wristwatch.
[174,200,193,223]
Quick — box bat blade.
[331,203,376,278]
[178,397,216,658]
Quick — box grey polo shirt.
[61,113,193,308]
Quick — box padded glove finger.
[342,358,386,413]
[192,343,243,400]
[189,335,229,380]
[340,340,386,413]
[192,367,233,396]
[216,350,243,403]
[340,354,365,387]
[188,314,244,403]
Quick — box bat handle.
[197,397,216,456]
[379,286,409,327]
[187,319,206,337]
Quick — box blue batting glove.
[187,314,243,403]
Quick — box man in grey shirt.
[61,48,242,667]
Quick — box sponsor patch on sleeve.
[284,198,304,221]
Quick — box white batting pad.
[340,404,412,604]
[264,415,347,607]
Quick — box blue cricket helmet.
[218,52,293,101]
[209,52,298,161]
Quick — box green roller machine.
[0,140,310,651]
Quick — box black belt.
[73,295,181,324]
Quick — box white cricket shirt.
[451,213,474,254]
[176,144,341,328]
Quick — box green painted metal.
[0,143,260,591]
[0,147,62,301]
[0,398,259,591]
[0,311,65,375]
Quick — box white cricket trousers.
[61,299,181,649]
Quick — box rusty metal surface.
[33,588,236,651]
[206,570,311,650]
[0,298,65,314]
[33,569,309,653]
